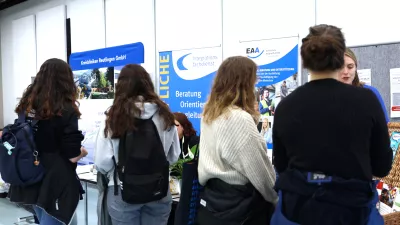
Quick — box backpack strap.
[112,156,119,195]
[17,111,38,126]
[17,112,26,123]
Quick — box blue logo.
[177,53,192,70]
[246,47,264,59]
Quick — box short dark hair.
[301,24,346,72]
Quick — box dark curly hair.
[104,64,175,138]
[15,58,81,119]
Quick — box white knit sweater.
[198,107,278,204]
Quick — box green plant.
[99,73,107,88]
[169,144,199,180]
[170,158,191,180]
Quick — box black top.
[33,106,83,161]
[179,135,200,159]
[272,79,392,181]
[8,105,84,224]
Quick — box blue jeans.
[33,206,78,225]
[107,186,172,225]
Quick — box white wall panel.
[11,15,36,122]
[223,0,315,59]
[105,0,155,78]
[68,0,105,53]
[0,21,10,126]
[156,0,222,51]
[316,0,400,46]
[1,0,69,125]
[36,5,67,69]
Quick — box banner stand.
[69,42,145,165]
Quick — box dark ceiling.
[0,0,28,11]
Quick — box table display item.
[382,123,400,187]
[381,122,400,224]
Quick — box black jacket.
[196,179,275,225]
[273,169,380,225]
[179,135,199,159]
[8,107,84,225]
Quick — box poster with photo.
[69,42,144,165]
[242,36,299,155]
[74,67,115,100]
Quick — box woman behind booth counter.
[271,25,392,225]
[197,56,277,225]
[173,112,200,159]
[8,58,86,225]
[339,48,389,122]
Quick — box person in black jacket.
[271,25,392,225]
[8,58,87,225]
[173,112,199,159]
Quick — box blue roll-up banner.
[159,47,222,133]
[243,36,299,160]
[69,42,144,71]
[69,42,145,165]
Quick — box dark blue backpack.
[0,112,45,186]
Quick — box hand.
[80,147,88,157]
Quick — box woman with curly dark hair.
[173,112,199,159]
[95,64,180,225]
[8,58,86,225]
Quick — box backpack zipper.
[55,199,59,210]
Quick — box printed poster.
[69,43,145,165]
[241,36,299,155]
[72,67,118,165]
[390,68,400,118]
[77,99,113,165]
[158,47,222,133]
[358,69,372,86]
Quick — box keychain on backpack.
[33,151,40,166]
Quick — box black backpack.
[112,116,170,204]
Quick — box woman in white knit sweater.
[196,56,278,225]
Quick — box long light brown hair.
[345,48,364,87]
[104,64,174,138]
[203,56,258,123]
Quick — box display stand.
[69,43,145,225]
[68,42,145,165]
[379,122,400,224]
[349,43,400,121]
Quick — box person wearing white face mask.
[339,48,389,123]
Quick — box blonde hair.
[203,56,258,123]
[262,116,270,129]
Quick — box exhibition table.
[76,165,180,225]
[76,165,96,225]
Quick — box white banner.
[390,68,400,118]
[78,99,113,164]
[358,69,372,86]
